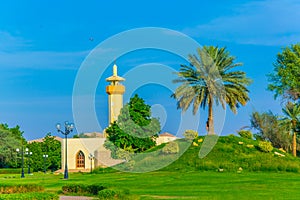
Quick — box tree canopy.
[268,43,300,101]
[27,133,61,172]
[172,46,251,134]
[281,102,300,156]
[0,124,61,172]
[0,124,25,168]
[105,94,160,154]
[250,111,291,151]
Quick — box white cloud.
[183,0,300,46]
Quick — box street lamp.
[43,154,48,174]
[88,153,94,174]
[56,121,74,179]
[25,150,32,174]
[16,147,28,178]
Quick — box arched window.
[76,151,85,168]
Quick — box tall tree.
[27,133,61,171]
[42,133,61,171]
[0,124,25,168]
[268,43,300,101]
[250,111,291,151]
[281,102,300,157]
[172,46,251,134]
[105,94,160,154]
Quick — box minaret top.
[106,63,125,83]
[113,64,118,76]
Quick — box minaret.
[106,63,125,126]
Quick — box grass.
[110,135,300,173]
[160,135,300,172]
[1,171,300,199]
[1,135,300,199]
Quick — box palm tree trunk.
[293,132,297,157]
[208,96,214,135]
[292,120,297,157]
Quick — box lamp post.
[88,153,94,174]
[43,154,48,174]
[25,150,32,174]
[56,121,74,179]
[16,147,28,178]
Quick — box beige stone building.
[61,137,123,172]
[61,64,177,172]
[155,132,177,145]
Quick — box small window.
[76,151,85,168]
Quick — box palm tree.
[281,102,300,157]
[172,46,251,135]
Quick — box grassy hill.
[163,135,300,172]
[114,135,300,173]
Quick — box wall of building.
[61,138,105,171]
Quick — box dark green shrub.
[86,184,106,195]
[286,164,299,173]
[0,192,58,200]
[258,141,273,152]
[237,130,253,139]
[0,184,43,194]
[62,184,106,195]
[98,189,131,200]
[98,189,118,199]
[61,184,81,194]
[0,168,20,174]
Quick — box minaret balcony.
[106,85,125,94]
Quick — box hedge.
[0,184,43,194]
[62,184,106,195]
[0,192,58,200]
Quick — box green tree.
[26,141,43,171]
[0,124,25,168]
[172,46,251,134]
[42,133,61,171]
[105,94,160,154]
[27,133,61,171]
[268,43,300,101]
[281,102,300,157]
[250,111,291,151]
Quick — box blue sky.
[1,0,300,140]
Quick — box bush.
[183,130,198,140]
[98,188,131,200]
[237,130,253,139]
[161,142,179,154]
[258,141,273,152]
[0,192,58,200]
[86,184,107,195]
[62,184,106,195]
[0,184,43,194]
[0,168,20,174]
[98,189,119,199]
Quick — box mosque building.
[60,64,177,172]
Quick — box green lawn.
[1,171,300,199]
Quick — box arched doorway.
[76,150,85,169]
